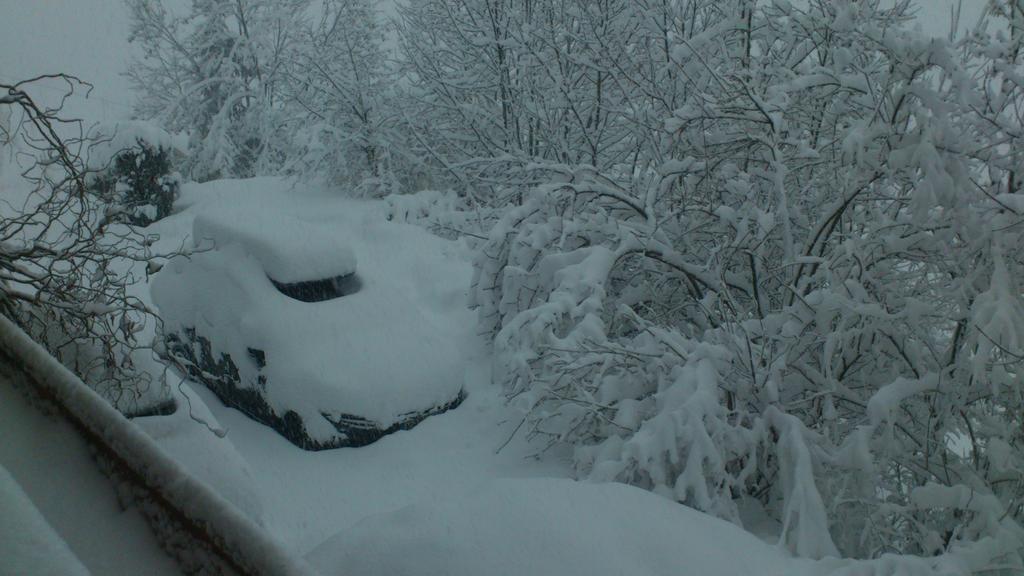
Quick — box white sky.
[914,0,990,37]
[0,0,137,122]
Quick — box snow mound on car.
[152,203,466,443]
[193,203,356,284]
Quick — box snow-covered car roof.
[193,203,357,284]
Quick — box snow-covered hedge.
[470,2,1024,568]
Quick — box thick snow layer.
[307,477,809,576]
[134,382,265,524]
[0,365,180,575]
[152,184,465,438]
[192,200,357,284]
[305,473,972,576]
[0,464,91,576]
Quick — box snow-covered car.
[152,205,466,450]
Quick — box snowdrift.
[307,477,809,576]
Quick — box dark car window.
[270,273,361,303]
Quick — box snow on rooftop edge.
[0,314,317,576]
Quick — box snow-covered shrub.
[470,0,1024,568]
[89,123,185,226]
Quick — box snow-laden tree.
[394,0,523,198]
[126,0,309,181]
[282,0,412,195]
[395,0,720,209]
[1,76,175,414]
[469,0,1024,568]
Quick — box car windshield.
[269,273,361,303]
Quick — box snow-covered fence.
[0,314,318,576]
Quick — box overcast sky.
[915,0,990,37]
[0,0,139,121]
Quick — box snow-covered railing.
[0,314,318,576]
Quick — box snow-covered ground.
[306,477,809,576]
